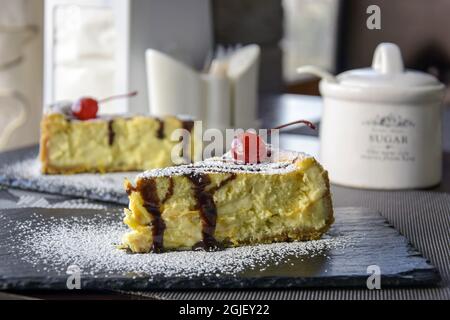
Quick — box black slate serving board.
[0,146,130,205]
[0,207,440,290]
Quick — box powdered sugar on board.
[0,157,135,205]
[1,207,439,290]
[4,211,350,281]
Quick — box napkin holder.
[146,44,261,130]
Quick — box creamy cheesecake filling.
[122,153,334,253]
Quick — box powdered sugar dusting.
[138,149,309,179]
[5,212,349,279]
[16,195,107,210]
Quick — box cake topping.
[187,173,220,251]
[71,97,99,120]
[231,119,316,164]
[138,148,307,180]
[71,91,138,120]
[271,119,316,132]
[129,176,174,253]
[136,178,166,253]
[231,132,268,164]
[107,120,115,146]
[132,173,236,253]
[156,119,165,139]
[182,119,195,133]
[48,101,73,116]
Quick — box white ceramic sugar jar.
[297,43,445,189]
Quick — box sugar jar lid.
[337,43,442,89]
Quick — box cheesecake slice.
[40,107,196,174]
[122,149,334,253]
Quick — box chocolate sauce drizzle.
[156,119,165,139]
[187,173,219,250]
[182,120,195,133]
[130,177,174,253]
[132,172,236,253]
[179,120,195,163]
[137,178,166,253]
[187,173,237,251]
[126,184,135,196]
[107,120,115,146]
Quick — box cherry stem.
[99,91,138,104]
[269,119,316,135]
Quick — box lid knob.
[372,43,404,75]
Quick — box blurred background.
[0,0,449,151]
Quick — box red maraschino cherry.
[231,132,268,164]
[71,91,138,120]
[231,120,316,164]
[71,97,98,120]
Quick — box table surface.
[1,94,449,300]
